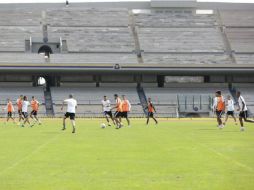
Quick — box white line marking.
[172,127,254,173]
[0,133,61,176]
[199,143,254,172]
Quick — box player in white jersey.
[101,96,115,126]
[61,94,77,133]
[236,91,254,131]
[223,95,237,126]
[20,96,31,127]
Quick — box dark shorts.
[22,112,29,118]
[239,111,248,119]
[104,111,113,117]
[7,112,12,117]
[216,110,224,118]
[121,112,128,118]
[31,110,38,116]
[114,111,122,118]
[148,112,154,118]
[227,111,234,116]
[18,110,22,116]
[65,112,75,120]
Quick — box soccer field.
[0,118,253,190]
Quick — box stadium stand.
[0,53,45,63]
[0,2,253,118]
[232,83,254,115]
[138,27,225,53]
[226,28,254,53]
[144,83,231,117]
[143,87,178,117]
[146,83,230,95]
[134,10,217,27]
[134,10,229,66]
[177,94,212,115]
[0,86,45,104]
[219,10,254,27]
[235,54,254,65]
[0,9,41,52]
[142,53,232,65]
[0,86,46,116]
[218,9,254,66]
[0,9,41,26]
[0,26,41,52]
[48,26,135,52]
[0,53,138,64]
[49,53,138,64]
[51,86,144,117]
[46,8,130,27]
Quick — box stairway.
[129,10,143,64]
[228,83,237,102]
[137,86,148,115]
[44,89,54,116]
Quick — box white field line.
[0,133,61,176]
[171,127,254,173]
[198,143,254,172]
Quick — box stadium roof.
[0,0,254,10]
[0,0,254,3]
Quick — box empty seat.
[138,27,225,53]
[219,10,254,27]
[49,53,138,64]
[0,53,138,65]
[0,26,41,52]
[46,8,129,27]
[48,27,135,52]
[0,86,46,115]
[143,53,232,65]
[51,86,143,117]
[226,28,254,53]
[0,53,46,64]
[0,10,41,26]
[144,83,231,115]
[134,11,217,27]
[235,54,254,64]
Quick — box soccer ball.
[101,123,106,129]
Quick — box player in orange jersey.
[145,98,158,126]
[16,95,24,125]
[30,96,41,126]
[111,94,123,129]
[121,95,131,127]
[213,91,225,129]
[2,99,15,125]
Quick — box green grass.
[0,118,254,190]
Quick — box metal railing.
[177,94,213,113]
